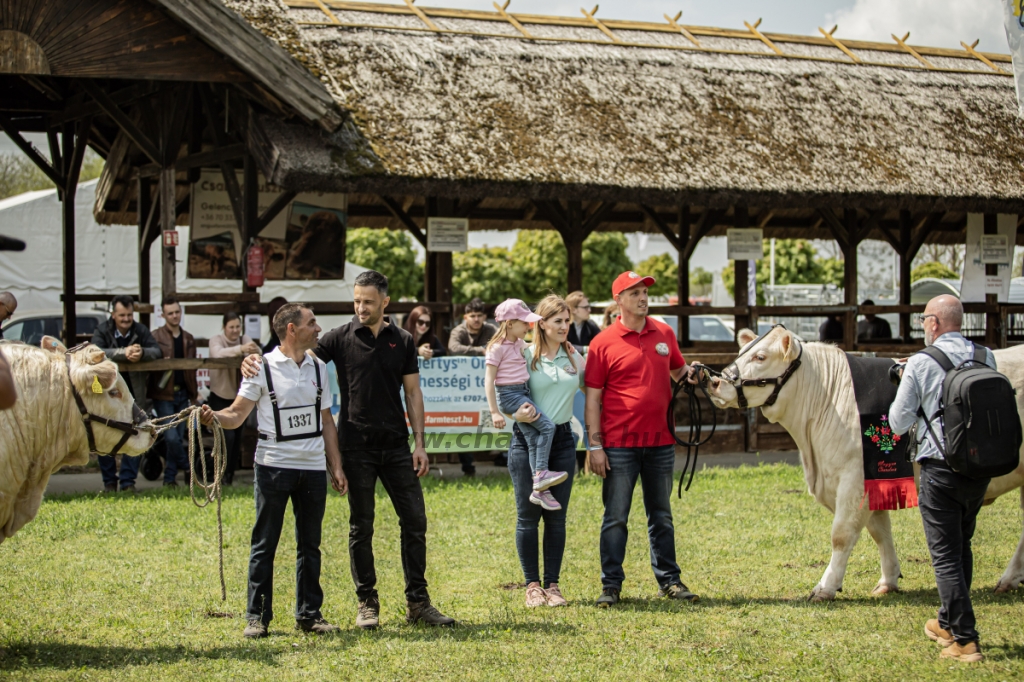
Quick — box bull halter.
[64,344,149,456]
[720,324,803,410]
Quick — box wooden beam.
[817,208,849,253]
[242,153,259,292]
[138,143,248,177]
[380,195,427,246]
[677,205,691,344]
[664,12,701,47]
[160,167,177,296]
[256,190,298,232]
[80,80,162,165]
[581,200,615,236]
[0,116,65,189]
[745,19,783,55]
[639,203,682,251]
[402,0,441,31]
[62,120,91,346]
[580,5,622,44]
[494,1,533,38]
[138,176,153,328]
[891,33,935,69]
[961,40,1009,74]
[818,25,862,63]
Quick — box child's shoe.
[532,469,568,491]
[529,490,562,510]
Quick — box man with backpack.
[889,295,1021,663]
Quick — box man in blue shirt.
[889,295,992,663]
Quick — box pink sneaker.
[545,583,568,607]
[532,469,568,491]
[525,582,547,607]
[529,490,561,510]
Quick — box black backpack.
[917,344,1022,479]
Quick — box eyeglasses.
[416,319,431,327]
[915,314,938,324]
[576,305,591,311]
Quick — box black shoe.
[296,617,340,634]
[163,481,178,488]
[120,485,137,494]
[659,582,699,602]
[463,467,476,478]
[102,483,117,494]
[492,454,508,468]
[595,587,620,608]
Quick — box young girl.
[485,299,564,510]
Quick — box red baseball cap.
[611,271,656,297]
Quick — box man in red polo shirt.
[585,270,699,608]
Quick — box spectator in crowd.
[0,291,17,338]
[888,296,992,663]
[857,299,893,342]
[601,303,620,328]
[586,271,699,608]
[819,315,844,342]
[0,348,15,409]
[404,306,446,360]
[90,295,161,492]
[566,291,601,348]
[201,303,347,639]
[149,296,198,487]
[262,296,289,354]
[209,312,261,485]
[448,298,497,356]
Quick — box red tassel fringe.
[864,478,918,511]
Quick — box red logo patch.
[389,343,396,348]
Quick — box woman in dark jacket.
[404,306,446,360]
[565,291,601,348]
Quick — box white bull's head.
[705,326,801,410]
[42,337,157,456]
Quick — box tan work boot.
[295,617,340,634]
[356,597,380,630]
[406,600,456,627]
[924,619,954,647]
[243,619,268,639]
[939,640,983,663]
[525,582,547,608]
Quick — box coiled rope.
[671,366,718,498]
[150,406,228,600]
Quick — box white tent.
[0,181,366,340]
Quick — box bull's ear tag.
[91,376,103,394]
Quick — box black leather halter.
[721,324,803,410]
[64,346,148,456]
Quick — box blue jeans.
[98,453,140,489]
[497,382,556,473]
[154,390,191,484]
[509,422,576,585]
[247,464,327,625]
[600,445,681,590]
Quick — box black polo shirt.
[316,317,419,450]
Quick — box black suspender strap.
[262,354,323,442]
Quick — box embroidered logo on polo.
[562,363,578,375]
[655,343,669,356]
[389,343,396,348]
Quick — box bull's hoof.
[870,584,899,596]
[807,586,836,602]
[993,579,1021,594]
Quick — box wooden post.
[61,120,90,346]
[676,205,690,344]
[159,167,176,298]
[733,205,749,337]
[138,177,153,328]
[435,197,455,336]
[843,209,859,350]
[563,201,585,294]
[241,153,258,293]
[898,210,912,342]
[985,213,999,347]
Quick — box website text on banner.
[404,356,586,454]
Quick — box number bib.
[278,405,318,438]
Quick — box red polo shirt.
[585,317,686,448]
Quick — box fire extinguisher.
[246,240,265,288]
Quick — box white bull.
[0,339,155,542]
[704,327,1024,600]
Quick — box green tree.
[691,266,713,298]
[0,150,105,200]
[510,230,567,300]
[346,228,423,300]
[453,247,524,302]
[911,260,958,283]
[582,232,632,298]
[722,239,843,304]
[636,253,676,297]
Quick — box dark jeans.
[600,444,681,590]
[98,453,139,489]
[919,459,990,644]
[344,444,429,602]
[154,390,191,484]
[509,422,576,585]
[207,393,241,482]
[247,464,327,625]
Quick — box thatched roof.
[225,0,1023,218]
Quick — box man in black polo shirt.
[242,270,455,630]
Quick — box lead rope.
[150,406,228,601]
[671,367,719,498]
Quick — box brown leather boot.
[924,619,954,647]
[939,640,983,663]
[406,600,456,627]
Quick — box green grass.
[1,463,1023,680]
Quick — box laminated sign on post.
[981,235,1010,264]
[727,228,764,260]
[427,217,469,252]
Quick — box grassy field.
[1,463,1023,680]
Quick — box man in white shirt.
[201,304,347,639]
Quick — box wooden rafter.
[961,40,1009,74]
[0,116,65,189]
[817,208,849,252]
[380,195,427,246]
[818,25,861,64]
[402,0,440,32]
[663,12,700,48]
[582,201,615,235]
[580,5,622,44]
[891,32,935,69]
[80,80,162,165]
[744,19,783,55]
[256,191,298,232]
[639,204,681,251]
[494,1,533,39]
[312,0,342,23]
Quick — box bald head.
[0,292,16,323]
[922,294,962,346]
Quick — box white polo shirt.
[237,348,328,471]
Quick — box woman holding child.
[488,294,587,608]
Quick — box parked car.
[1,309,108,346]
[647,314,736,342]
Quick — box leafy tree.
[722,239,843,304]
[346,228,423,300]
[510,230,567,300]
[636,253,676,297]
[691,266,713,298]
[453,247,524,302]
[0,150,105,200]
[911,260,958,283]
[582,232,632,298]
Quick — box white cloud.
[827,0,1005,52]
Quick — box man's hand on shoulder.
[240,354,263,378]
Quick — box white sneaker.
[529,490,561,510]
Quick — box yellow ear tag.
[91,376,104,394]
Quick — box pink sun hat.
[494,298,542,323]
